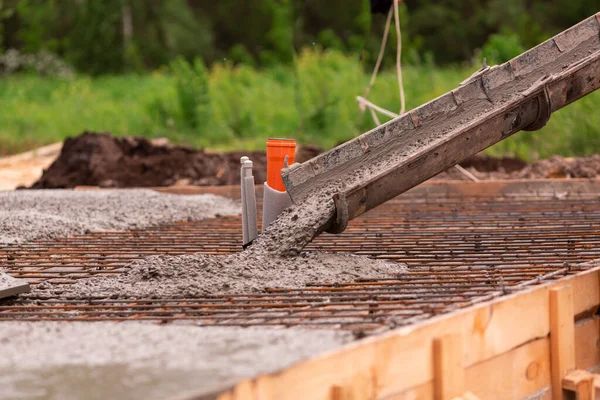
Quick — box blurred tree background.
[0,0,598,158]
[1,0,597,73]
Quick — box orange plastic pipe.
[266,138,296,192]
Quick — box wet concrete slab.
[0,321,353,400]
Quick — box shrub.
[480,31,526,64]
[169,56,211,133]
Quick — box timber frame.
[202,263,600,400]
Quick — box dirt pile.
[435,154,600,181]
[30,132,266,188]
[29,132,322,189]
[517,155,600,179]
[460,153,527,173]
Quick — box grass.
[1,48,599,160]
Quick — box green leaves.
[169,56,212,133]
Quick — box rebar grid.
[1,190,599,333]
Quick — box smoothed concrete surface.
[0,321,353,400]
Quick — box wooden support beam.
[329,385,347,400]
[550,285,576,400]
[434,334,465,400]
[563,370,595,400]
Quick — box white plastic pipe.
[240,157,258,247]
[240,156,249,244]
[262,182,292,230]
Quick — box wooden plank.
[329,385,346,400]
[434,334,464,400]
[347,336,552,400]
[216,269,599,400]
[327,372,375,400]
[575,318,600,370]
[232,380,255,400]
[572,266,600,316]
[465,337,551,400]
[550,286,576,400]
[563,370,593,391]
[562,370,595,400]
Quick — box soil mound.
[30,132,270,188]
[516,154,600,179]
[31,132,323,189]
[459,153,527,173]
[436,154,600,181]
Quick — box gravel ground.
[0,189,240,244]
[0,321,353,400]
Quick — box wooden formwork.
[209,264,600,400]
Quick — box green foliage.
[167,56,211,133]
[481,31,526,64]
[2,50,599,160]
[0,0,15,52]
[2,0,599,73]
[295,47,363,145]
[14,0,59,53]
[264,0,294,65]
[67,1,123,75]
[229,44,256,67]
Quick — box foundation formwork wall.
[209,266,600,400]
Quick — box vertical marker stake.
[550,285,576,400]
[434,333,465,400]
[240,157,258,248]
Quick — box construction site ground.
[2,178,600,399]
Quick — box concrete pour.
[0,321,353,400]
[0,188,405,300]
[35,251,407,299]
[0,189,240,245]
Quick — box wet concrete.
[0,322,353,400]
[0,189,240,245]
[34,251,407,299]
